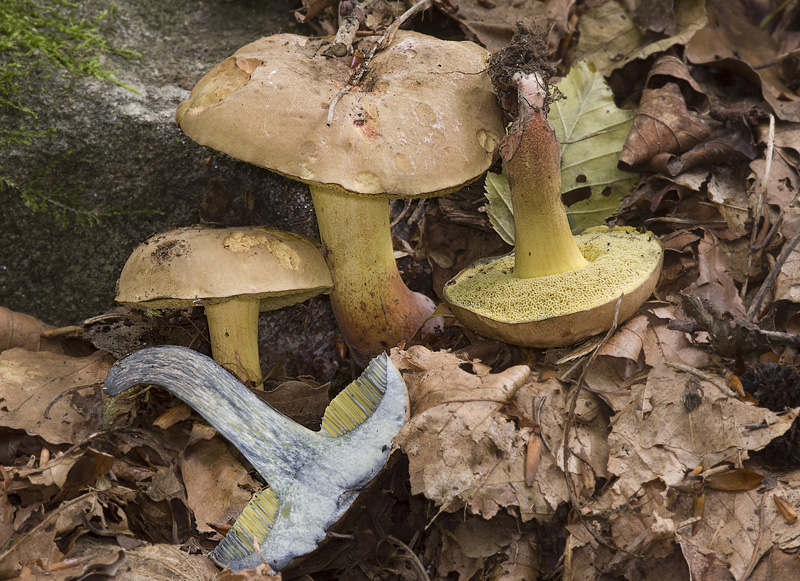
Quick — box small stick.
[747,225,800,321]
[741,114,775,300]
[331,0,372,57]
[664,362,738,398]
[327,0,432,125]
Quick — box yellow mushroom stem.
[504,72,588,279]
[310,187,434,367]
[205,298,263,387]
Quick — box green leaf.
[551,61,636,231]
[484,61,636,242]
[483,170,514,246]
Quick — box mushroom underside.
[444,226,663,347]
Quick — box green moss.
[0,0,140,115]
[1,0,146,225]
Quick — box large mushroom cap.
[176,31,504,197]
[116,226,333,310]
[443,227,663,347]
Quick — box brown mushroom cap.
[116,226,332,310]
[443,227,663,347]
[176,31,503,197]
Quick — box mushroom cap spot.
[443,226,663,347]
[223,231,300,271]
[176,31,504,198]
[116,226,332,311]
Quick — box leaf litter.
[4,0,800,578]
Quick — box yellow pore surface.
[445,226,662,323]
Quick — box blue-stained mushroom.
[103,345,408,571]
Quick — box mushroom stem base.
[205,298,263,387]
[310,187,434,367]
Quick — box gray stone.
[0,0,340,370]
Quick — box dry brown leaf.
[674,473,800,580]
[180,423,259,535]
[606,365,795,503]
[583,303,710,412]
[259,379,329,430]
[438,514,542,581]
[393,346,610,522]
[703,468,763,491]
[686,0,800,123]
[445,0,570,53]
[44,535,220,581]
[576,0,707,75]
[619,83,711,170]
[0,306,87,356]
[216,563,281,580]
[0,492,109,577]
[690,230,747,317]
[392,346,535,518]
[0,348,112,445]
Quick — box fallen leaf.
[606,365,795,499]
[619,83,711,171]
[445,0,570,53]
[686,0,800,122]
[0,306,89,356]
[180,423,259,535]
[0,348,112,445]
[576,0,707,75]
[393,346,610,522]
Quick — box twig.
[327,0,432,125]
[747,225,800,321]
[741,113,775,300]
[331,0,373,57]
[750,188,800,251]
[740,492,767,581]
[562,295,636,555]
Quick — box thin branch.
[561,295,637,555]
[747,225,800,321]
[327,0,432,125]
[741,114,775,300]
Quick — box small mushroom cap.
[176,31,503,197]
[116,226,333,310]
[443,227,663,347]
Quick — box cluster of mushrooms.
[116,26,664,382]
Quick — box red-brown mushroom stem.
[310,187,434,367]
[504,72,588,279]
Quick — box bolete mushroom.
[443,66,663,347]
[115,225,332,386]
[175,30,503,366]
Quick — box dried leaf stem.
[664,362,738,398]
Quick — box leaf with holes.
[484,61,636,240]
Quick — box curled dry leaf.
[576,0,707,75]
[686,0,800,123]
[179,423,260,535]
[444,0,570,53]
[619,83,711,171]
[674,473,800,580]
[0,305,88,356]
